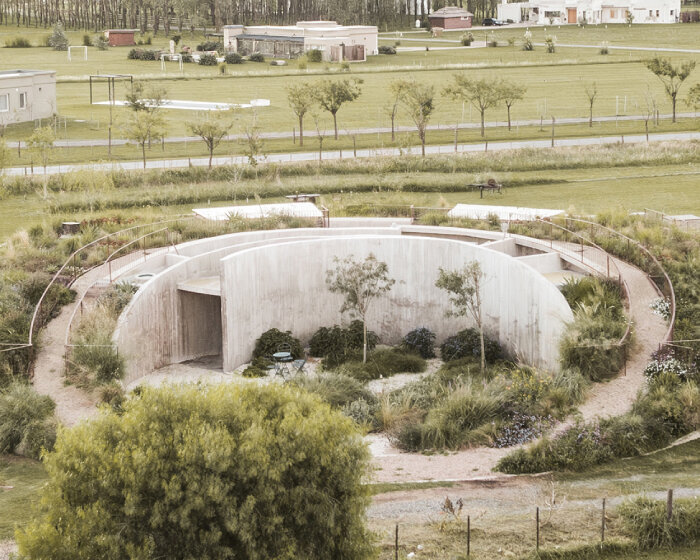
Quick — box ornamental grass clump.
[619,496,700,550]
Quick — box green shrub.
[310,321,378,368]
[0,381,56,458]
[291,372,376,409]
[224,52,244,64]
[71,342,125,383]
[420,384,503,450]
[47,23,69,51]
[127,48,159,61]
[440,328,502,363]
[95,35,109,50]
[378,45,396,55]
[5,37,32,48]
[460,32,473,46]
[401,327,436,359]
[618,496,700,549]
[15,384,375,559]
[242,357,272,378]
[198,53,218,66]
[99,382,125,411]
[337,348,427,382]
[196,41,222,52]
[306,48,322,62]
[252,328,303,360]
[249,52,265,62]
[341,398,377,428]
[82,34,92,47]
[180,52,193,63]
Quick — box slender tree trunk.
[507,104,512,131]
[299,115,304,147]
[391,112,396,141]
[589,105,593,127]
[142,143,146,169]
[333,112,338,139]
[479,326,485,374]
[480,109,485,137]
[363,320,368,363]
[209,148,213,168]
[420,128,426,156]
[671,95,676,123]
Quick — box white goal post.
[68,46,88,61]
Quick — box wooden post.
[467,515,471,557]
[667,489,673,521]
[293,127,296,144]
[484,140,488,152]
[536,507,540,551]
[601,498,606,543]
[353,135,357,158]
[551,116,555,147]
[454,126,458,152]
[395,524,399,560]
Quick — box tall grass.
[618,496,700,550]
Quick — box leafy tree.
[385,80,409,141]
[47,22,69,51]
[398,80,435,157]
[326,253,395,363]
[584,83,598,127]
[15,383,375,560]
[443,75,502,137]
[687,83,700,112]
[186,110,234,168]
[122,110,166,169]
[286,83,316,147]
[436,262,487,374]
[27,126,55,199]
[243,111,264,167]
[310,110,327,162]
[498,80,526,131]
[644,57,697,122]
[314,78,363,139]
[124,81,168,113]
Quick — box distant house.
[222,21,378,62]
[0,69,56,126]
[429,6,474,29]
[497,0,680,24]
[105,29,137,47]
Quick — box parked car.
[482,18,505,26]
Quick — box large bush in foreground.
[16,384,374,560]
[0,382,56,459]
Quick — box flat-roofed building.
[223,21,378,62]
[0,69,56,126]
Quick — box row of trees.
[0,1,499,32]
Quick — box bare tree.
[583,83,598,127]
[326,254,395,363]
[398,80,435,157]
[286,83,316,147]
[187,110,234,168]
[27,126,56,198]
[385,80,409,141]
[443,75,503,137]
[644,57,697,122]
[310,111,327,162]
[436,262,487,374]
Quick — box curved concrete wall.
[220,234,573,372]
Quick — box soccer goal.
[67,46,88,61]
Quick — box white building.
[222,21,378,62]
[498,0,681,24]
[0,69,56,126]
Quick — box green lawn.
[1,22,698,149]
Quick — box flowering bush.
[644,349,693,382]
[649,297,671,319]
[492,413,554,448]
[505,367,551,404]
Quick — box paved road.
[5,130,699,177]
[5,112,697,149]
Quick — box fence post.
[667,489,673,521]
[536,506,540,551]
[601,498,606,543]
[395,523,399,560]
[467,515,471,557]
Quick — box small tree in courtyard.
[436,262,487,374]
[187,110,234,168]
[15,383,375,559]
[644,57,696,122]
[286,83,316,147]
[498,80,527,131]
[385,80,409,141]
[326,254,395,363]
[314,78,363,139]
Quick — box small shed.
[105,29,137,47]
[429,6,474,29]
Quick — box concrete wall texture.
[114,226,576,386]
[220,234,572,373]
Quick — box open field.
[0,23,698,164]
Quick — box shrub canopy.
[16,383,374,560]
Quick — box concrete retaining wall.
[220,234,572,372]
